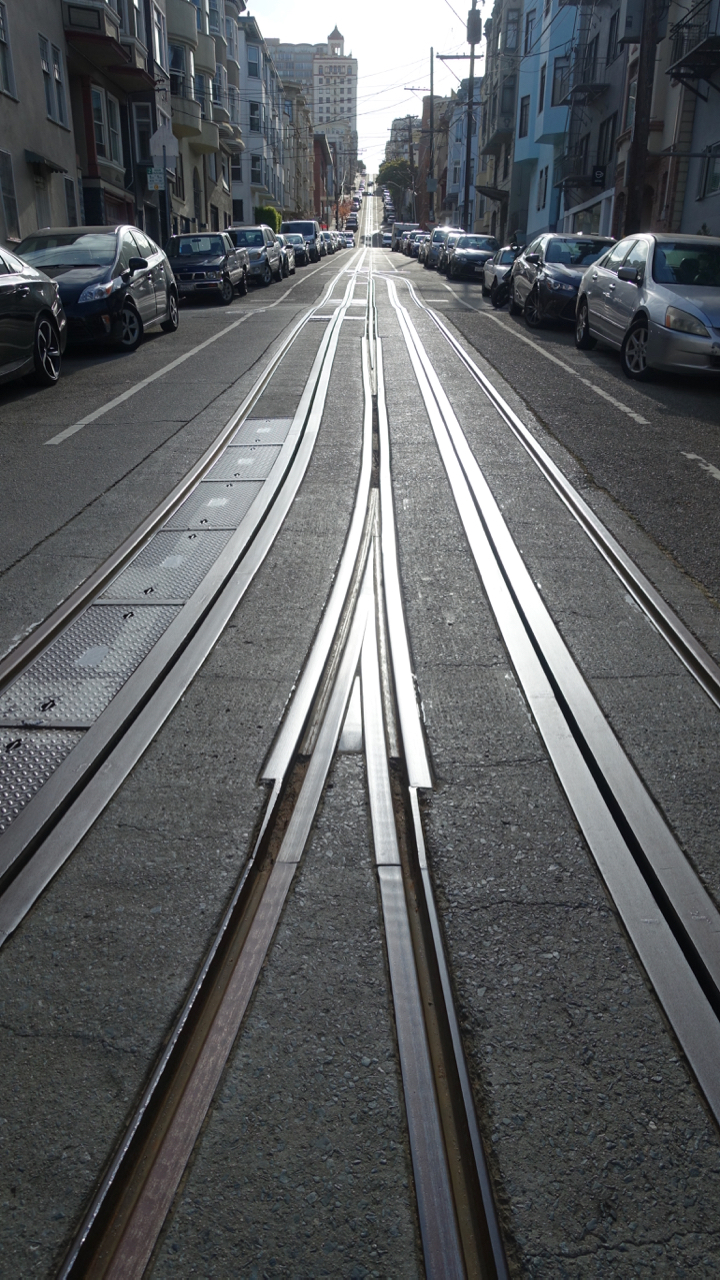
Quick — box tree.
[255,205,281,232]
[377,159,412,216]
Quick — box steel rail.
[385,276,720,1125]
[396,274,720,714]
[0,268,363,941]
[0,262,357,697]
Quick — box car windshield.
[457,236,499,250]
[286,234,304,244]
[500,250,517,263]
[282,222,315,236]
[167,235,226,257]
[17,232,117,267]
[232,229,265,247]
[545,238,610,266]
[653,242,720,287]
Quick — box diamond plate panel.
[0,606,179,726]
[101,530,233,602]
[206,446,282,483]
[0,729,83,833]
[165,481,263,531]
[232,418,293,446]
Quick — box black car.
[447,234,500,280]
[0,245,67,388]
[165,232,248,305]
[508,233,614,327]
[16,225,178,351]
[283,232,309,266]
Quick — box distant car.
[346,216,358,231]
[342,232,356,247]
[438,231,464,275]
[576,232,720,380]
[280,219,325,261]
[509,233,613,327]
[165,232,248,304]
[391,222,419,251]
[447,234,500,280]
[403,231,423,256]
[412,233,431,259]
[0,245,66,387]
[424,226,454,270]
[275,235,296,276]
[284,232,309,266]
[321,230,336,255]
[483,245,522,300]
[382,231,392,249]
[16,225,178,351]
[227,225,283,285]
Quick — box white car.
[576,232,720,380]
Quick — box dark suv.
[165,232,248,304]
[227,225,283,285]
[16,225,178,351]
[509,233,614,327]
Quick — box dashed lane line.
[682,451,720,482]
[44,259,332,446]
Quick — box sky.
[248,1,484,174]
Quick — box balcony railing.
[668,0,720,81]
[554,151,615,188]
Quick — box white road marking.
[416,279,652,427]
[681,451,720,482]
[45,260,330,446]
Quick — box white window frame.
[152,4,168,72]
[39,35,55,119]
[133,101,153,164]
[91,84,108,159]
[106,92,123,165]
[52,43,68,125]
[0,3,16,98]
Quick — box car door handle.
[14,284,30,296]
[608,282,616,290]
[592,272,598,281]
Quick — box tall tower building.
[266,28,358,192]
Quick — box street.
[1,194,720,1279]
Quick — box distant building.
[385,117,422,164]
[267,28,358,192]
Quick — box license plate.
[474,266,484,273]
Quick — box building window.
[195,73,209,118]
[107,94,123,165]
[231,155,242,182]
[0,148,18,238]
[519,96,530,137]
[583,34,598,83]
[0,4,16,97]
[452,163,460,184]
[210,202,219,230]
[506,9,519,50]
[248,44,260,77]
[500,75,516,116]
[626,76,637,130]
[597,111,617,167]
[551,56,569,106]
[39,37,67,125]
[251,153,262,183]
[226,17,237,62]
[170,44,187,96]
[524,9,536,53]
[538,63,546,112]
[503,147,511,179]
[91,86,107,158]
[174,151,185,200]
[537,165,548,209]
[152,5,168,72]
[232,197,244,222]
[65,176,78,225]
[607,11,619,66]
[702,146,720,198]
[134,102,152,163]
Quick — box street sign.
[147,167,166,191]
[149,124,178,159]
[592,165,606,187]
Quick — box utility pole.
[463,0,482,232]
[623,0,664,233]
[407,115,416,219]
[430,48,435,224]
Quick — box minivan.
[280,219,324,262]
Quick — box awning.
[25,150,67,174]
[475,184,509,203]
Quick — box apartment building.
[444,81,482,229]
[671,0,720,235]
[230,15,285,224]
[385,116,422,165]
[416,95,453,226]
[479,0,522,241]
[282,81,315,217]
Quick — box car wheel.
[118,302,143,351]
[237,266,248,297]
[262,263,273,287]
[575,298,596,350]
[30,315,61,386]
[161,290,180,332]
[508,281,523,316]
[220,276,234,305]
[524,286,544,328]
[621,318,652,380]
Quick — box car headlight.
[665,306,710,338]
[545,278,576,293]
[78,277,123,304]
[205,269,222,279]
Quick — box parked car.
[403,231,423,256]
[16,225,178,351]
[576,232,720,380]
[382,231,393,249]
[343,232,356,247]
[321,230,336,255]
[275,235,296,276]
[417,235,431,263]
[165,231,248,305]
[346,215,358,231]
[280,219,325,261]
[438,231,464,275]
[483,245,522,301]
[412,233,431,259]
[447,234,500,280]
[227,225,283,286]
[284,232,310,266]
[391,222,420,251]
[0,245,66,387]
[509,233,613,327]
[424,226,455,270]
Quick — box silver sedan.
[576,232,720,380]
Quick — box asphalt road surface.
[1,195,720,1280]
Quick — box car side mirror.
[617,265,641,284]
[525,253,540,265]
[128,257,148,274]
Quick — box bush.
[255,205,281,232]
